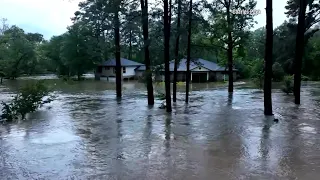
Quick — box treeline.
[0,0,319,113]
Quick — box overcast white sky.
[0,0,288,39]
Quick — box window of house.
[123,67,126,73]
[113,68,116,73]
[106,67,110,70]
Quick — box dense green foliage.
[0,81,54,121]
[0,0,319,82]
[282,75,294,95]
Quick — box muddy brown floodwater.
[0,78,320,180]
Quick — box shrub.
[301,75,310,81]
[272,62,285,82]
[252,76,264,89]
[140,70,153,87]
[250,59,264,89]
[281,75,294,94]
[1,81,54,122]
[155,92,166,100]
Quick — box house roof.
[135,58,237,71]
[100,58,144,67]
[135,65,146,71]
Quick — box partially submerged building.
[95,58,237,82]
[95,58,144,80]
[136,58,238,82]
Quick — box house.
[95,58,144,80]
[135,58,238,82]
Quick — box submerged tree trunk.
[114,7,122,98]
[264,0,273,115]
[164,0,172,112]
[293,0,307,104]
[185,0,192,103]
[173,0,182,103]
[141,0,154,105]
[226,3,233,93]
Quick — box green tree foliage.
[251,59,264,89]
[272,62,285,81]
[0,26,36,79]
[205,0,258,92]
[285,0,320,33]
[1,81,54,122]
[282,75,294,94]
[0,0,319,89]
[44,35,67,74]
[304,31,320,80]
[59,22,100,79]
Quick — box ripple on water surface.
[1,81,320,179]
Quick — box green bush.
[155,92,166,100]
[301,75,310,81]
[1,81,54,122]
[272,62,285,82]
[234,60,252,79]
[251,59,264,89]
[140,70,153,87]
[252,76,264,89]
[281,75,294,94]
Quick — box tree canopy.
[0,0,319,81]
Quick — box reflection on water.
[1,79,320,179]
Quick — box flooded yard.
[1,79,320,179]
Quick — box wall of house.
[101,66,137,78]
[101,67,115,77]
[124,67,136,77]
[169,72,186,81]
[155,72,189,82]
[209,72,216,81]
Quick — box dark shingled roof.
[136,65,146,71]
[135,58,237,71]
[100,58,144,67]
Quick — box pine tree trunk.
[185,0,192,103]
[264,0,273,115]
[226,4,233,93]
[164,0,172,112]
[293,0,307,104]
[114,7,122,98]
[129,30,132,59]
[173,0,181,103]
[141,0,154,105]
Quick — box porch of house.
[156,71,229,83]
[156,71,237,82]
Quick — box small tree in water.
[251,59,264,89]
[282,75,294,95]
[1,81,54,122]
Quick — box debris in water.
[159,101,166,109]
[117,153,125,160]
